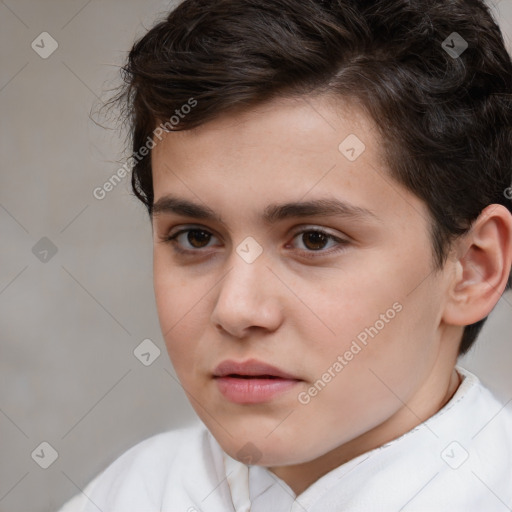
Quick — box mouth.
[212,359,302,404]
[213,358,301,380]
[223,374,283,379]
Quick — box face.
[150,95,457,469]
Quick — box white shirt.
[57,366,512,511]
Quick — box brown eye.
[164,228,218,253]
[291,229,340,251]
[185,229,212,248]
[289,228,349,259]
[300,231,330,251]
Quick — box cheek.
[299,252,437,381]
[303,268,395,346]
[153,250,205,325]
[325,286,442,417]
[293,304,432,445]
[152,256,206,371]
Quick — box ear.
[442,204,512,326]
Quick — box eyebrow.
[151,194,378,225]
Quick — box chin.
[212,429,318,467]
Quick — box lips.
[212,358,300,380]
[212,359,302,404]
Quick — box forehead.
[153,95,375,164]
[150,94,429,229]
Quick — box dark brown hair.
[107,0,512,355]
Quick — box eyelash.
[160,226,349,259]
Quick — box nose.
[210,248,284,339]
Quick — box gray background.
[0,1,511,511]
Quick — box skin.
[150,95,512,496]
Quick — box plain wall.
[0,1,511,511]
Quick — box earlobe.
[443,204,512,326]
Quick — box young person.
[58,0,512,510]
